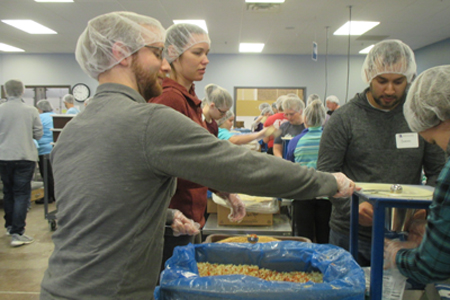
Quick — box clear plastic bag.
[155,241,365,300]
[212,193,279,214]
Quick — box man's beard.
[131,58,162,100]
[370,86,403,110]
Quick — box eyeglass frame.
[143,45,164,61]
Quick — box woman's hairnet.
[75,11,165,79]
[63,94,75,104]
[306,94,321,106]
[259,103,270,112]
[217,110,234,127]
[361,39,416,84]
[326,95,340,105]
[275,95,288,111]
[164,23,210,64]
[261,106,274,116]
[304,99,326,127]
[404,65,450,133]
[36,100,53,113]
[203,84,233,109]
[283,95,305,112]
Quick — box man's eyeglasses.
[144,45,164,61]
[216,107,227,115]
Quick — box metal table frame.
[350,186,433,300]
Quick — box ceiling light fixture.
[1,20,57,34]
[0,43,25,52]
[245,0,285,3]
[359,45,375,54]
[239,43,265,53]
[333,21,380,36]
[35,0,74,2]
[173,20,208,33]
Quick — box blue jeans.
[0,160,36,235]
[329,228,372,266]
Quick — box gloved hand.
[406,219,427,245]
[171,209,200,237]
[332,172,360,198]
[384,238,419,269]
[216,192,246,222]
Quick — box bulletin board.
[234,87,306,117]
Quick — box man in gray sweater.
[0,79,43,246]
[39,12,357,300]
[317,40,445,266]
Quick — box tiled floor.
[0,201,56,300]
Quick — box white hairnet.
[283,95,305,112]
[306,94,321,106]
[4,79,24,97]
[275,95,288,110]
[63,94,75,104]
[261,106,274,116]
[361,39,416,84]
[217,110,234,127]
[304,100,326,127]
[259,103,270,112]
[404,65,450,133]
[203,84,233,109]
[326,95,340,105]
[164,23,210,64]
[75,11,165,79]
[36,100,53,112]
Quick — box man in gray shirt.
[317,40,445,266]
[0,79,43,246]
[40,11,357,300]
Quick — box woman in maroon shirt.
[149,24,244,268]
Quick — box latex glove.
[217,192,246,222]
[171,209,200,237]
[406,219,427,245]
[332,172,360,198]
[358,202,374,226]
[384,238,419,269]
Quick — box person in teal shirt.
[63,94,80,115]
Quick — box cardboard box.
[207,198,217,213]
[31,188,44,202]
[217,204,273,226]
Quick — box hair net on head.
[361,39,416,84]
[261,106,273,116]
[203,83,233,109]
[404,65,450,133]
[275,95,288,110]
[259,103,270,112]
[306,94,321,106]
[217,110,234,127]
[304,99,326,127]
[36,100,53,112]
[4,79,24,97]
[164,23,210,64]
[283,95,305,112]
[63,94,75,104]
[326,95,340,105]
[75,11,165,79]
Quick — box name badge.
[396,133,419,149]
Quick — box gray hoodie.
[317,88,445,242]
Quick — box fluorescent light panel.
[245,0,285,2]
[333,21,380,36]
[35,0,73,2]
[173,20,208,33]
[1,20,57,34]
[0,43,25,52]
[359,45,375,54]
[239,43,265,53]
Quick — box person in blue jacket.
[36,100,55,203]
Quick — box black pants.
[292,199,332,243]
[38,155,55,202]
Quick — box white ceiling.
[0,0,449,56]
